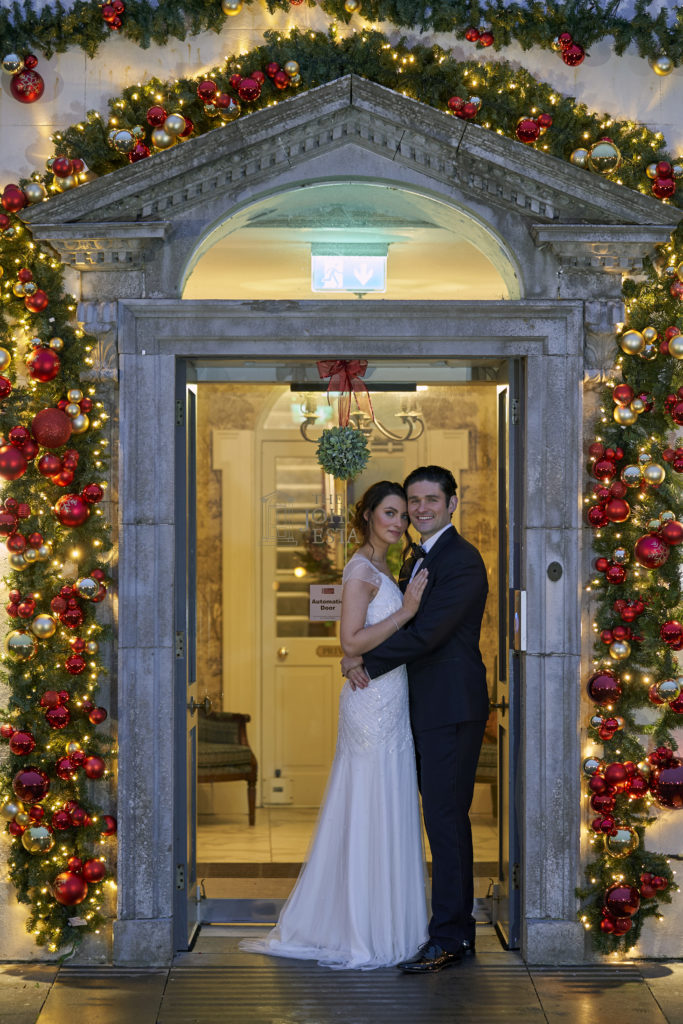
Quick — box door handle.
[489,696,508,716]
[187,695,212,715]
[277,647,289,660]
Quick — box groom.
[342,465,489,973]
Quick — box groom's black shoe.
[397,941,464,973]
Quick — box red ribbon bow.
[316,359,374,428]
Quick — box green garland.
[1,25,681,954]
[29,29,679,214]
[2,0,683,66]
[576,225,683,953]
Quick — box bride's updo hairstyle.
[350,480,406,548]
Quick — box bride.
[241,480,429,969]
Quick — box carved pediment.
[21,75,680,270]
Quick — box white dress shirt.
[409,523,454,580]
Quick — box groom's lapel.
[420,525,456,571]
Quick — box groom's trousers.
[414,719,488,953]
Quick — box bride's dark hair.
[350,480,406,550]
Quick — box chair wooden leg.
[247,779,256,827]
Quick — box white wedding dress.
[240,554,428,969]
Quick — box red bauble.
[0,445,27,481]
[82,859,107,883]
[0,722,14,738]
[52,157,73,178]
[587,671,622,705]
[180,117,194,138]
[24,289,49,313]
[516,118,540,144]
[55,757,75,780]
[237,77,261,102]
[69,749,86,767]
[0,511,17,535]
[671,281,683,301]
[562,42,585,66]
[459,102,477,119]
[273,70,290,90]
[52,871,88,906]
[39,690,61,709]
[651,762,683,808]
[600,917,615,933]
[60,608,84,628]
[54,494,90,527]
[605,884,640,918]
[197,79,217,102]
[31,408,72,448]
[652,177,676,200]
[587,505,608,526]
[479,31,494,46]
[265,61,280,78]
[84,755,106,779]
[129,142,151,163]
[9,730,35,755]
[0,376,12,400]
[10,68,44,103]
[69,806,87,827]
[612,383,634,406]
[45,706,70,729]
[37,453,62,477]
[82,483,104,504]
[660,620,683,645]
[250,70,265,85]
[51,809,71,830]
[8,822,25,836]
[605,564,627,585]
[626,774,648,797]
[604,762,628,787]
[668,693,683,714]
[1,184,27,212]
[588,775,607,794]
[101,814,117,836]
[29,804,44,821]
[146,104,167,126]
[660,521,683,546]
[13,766,49,801]
[65,654,86,675]
[447,96,464,112]
[649,682,666,706]
[634,533,670,569]
[593,457,616,480]
[26,348,60,383]
[67,856,83,873]
[590,793,615,813]
[465,26,479,41]
[604,498,630,523]
[89,707,108,725]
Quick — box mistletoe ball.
[316,426,369,481]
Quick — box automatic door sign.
[309,584,343,621]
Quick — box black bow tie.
[411,543,427,560]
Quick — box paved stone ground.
[2,928,683,1024]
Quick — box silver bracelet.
[391,615,400,632]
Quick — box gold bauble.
[569,148,589,168]
[57,174,79,191]
[660,510,676,522]
[673,261,683,283]
[21,825,55,855]
[668,334,683,360]
[587,139,622,174]
[284,60,300,77]
[49,336,64,351]
[24,182,47,204]
[31,613,57,640]
[612,547,629,564]
[657,678,681,703]
[107,129,119,146]
[642,463,666,486]
[638,452,652,466]
[642,325,658,343]
[5,630,37,662]
[0,347,11,372]
[67,388,83,403]
[2,53,24,75]
[609,640,631,660]
[131,125,145,141]
[672,163,683,179]
[0,799,23,821]
[620,464,642,488]
[37,544,52,561]
[85,640,99,655]
[113,129,136,154]
[288,73,302,87]
[604,826,639,859]
[218,97,241,122]
[70,413,90,434]
[15,811,31,827]
[646,162,658,179]
[639,343,658,361]
[78,169,98,184]
[344,0,361,11]
[221,0,243,12]
[76,576,99,600]
[652,55,673,77]
[630,398,645,414]
[618,329,645,355]
[65,402,81,418]
[164,113,186,137]
[583,756,604,777]
[151,127,175,150]
[23,547,38,564]
[65,741,82,756]
[23,282,37,297]
[9,553,27,571]
[12,282,25,297]
[646,518,662,532]
[203,103,219,118]
[613,405,637,426]
[590,714,604,730]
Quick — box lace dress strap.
[342,555,383,590]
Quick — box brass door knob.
[277,647,289,660]
[187,695,212,715]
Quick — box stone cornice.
[530,224,674,272]
[20,78,680,272]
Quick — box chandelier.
[297,392,425,444]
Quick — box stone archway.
[20,75,680,967]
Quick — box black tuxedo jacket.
[362,526,489,732]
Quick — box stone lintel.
[24,221,170,270]
[531,223,674,273]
